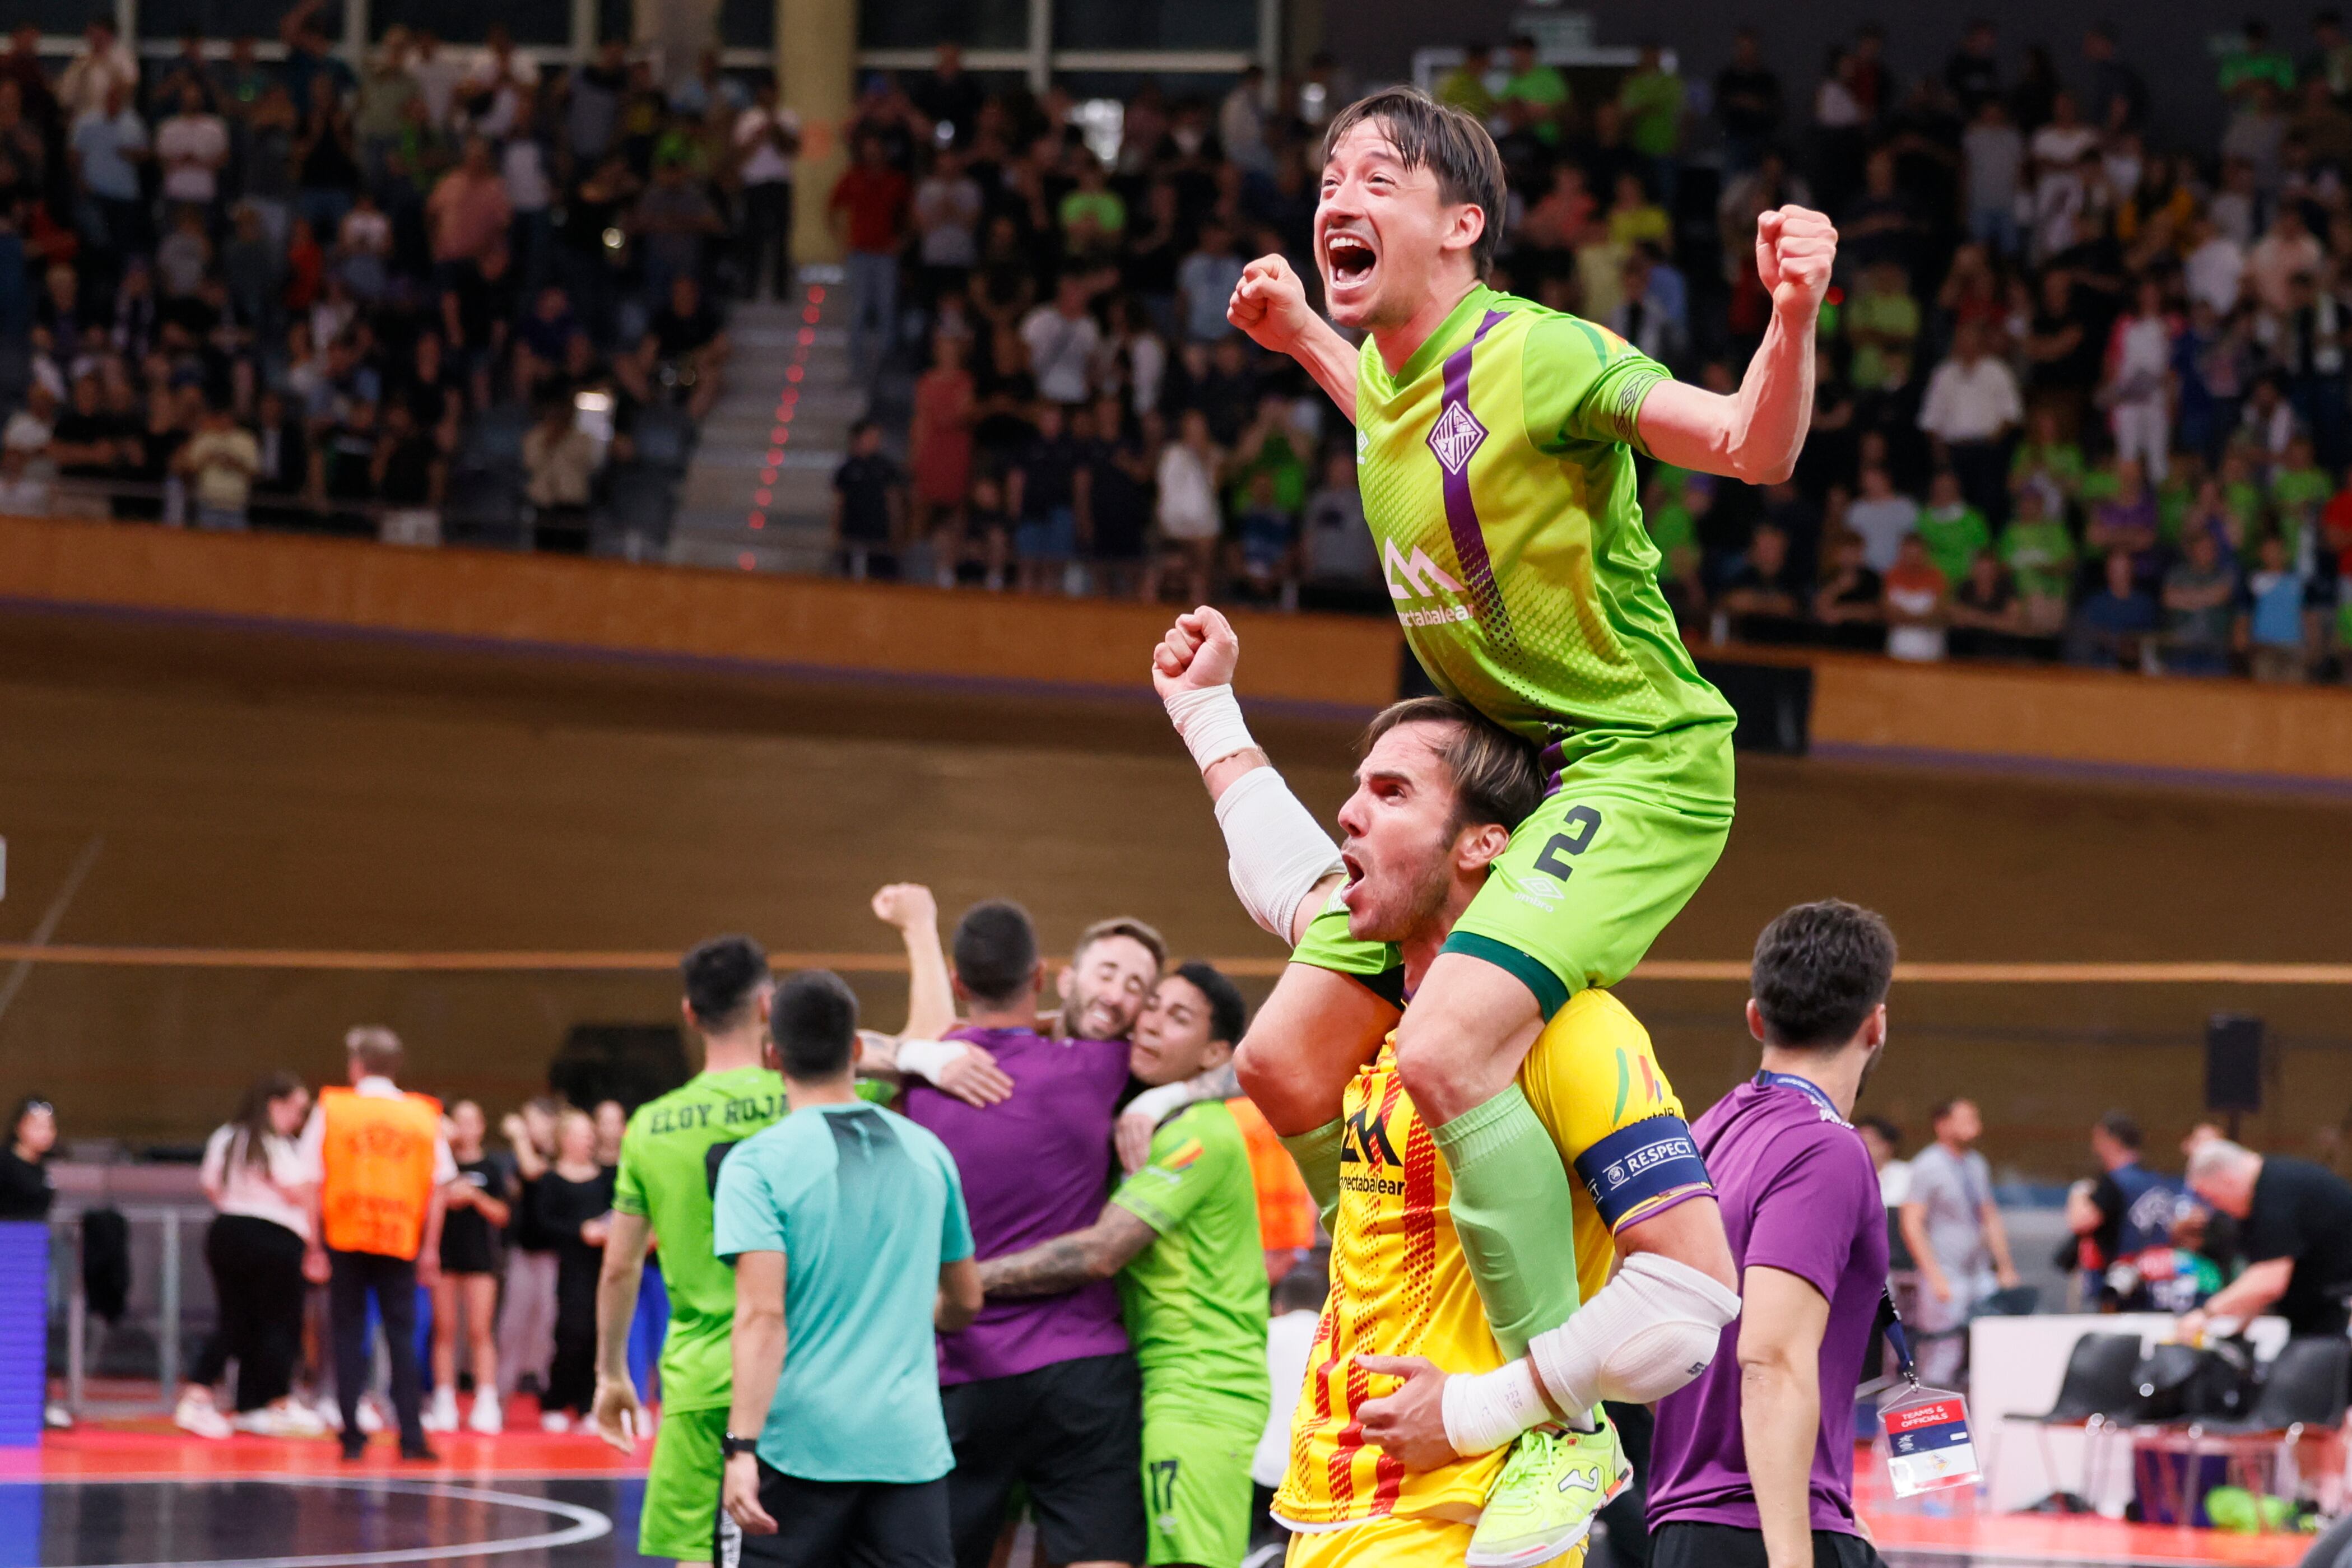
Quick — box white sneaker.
[234,1401,329,1439]
[422,1386,459,1433]
[44,1403,71,1430]
[356,1397,385,1435]
[467,1393,505,1435]
[539,1410,571,1433]
[174,1390,233,1440]
[313,1394,345,1434]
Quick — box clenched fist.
[1228,255,1320,356]
[1755,205,1837,318]
[1151,606,1240,702]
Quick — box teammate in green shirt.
[594,892,944,1565]
[592,934,786,1566]
[976,963,1271,1568]
[1171,83,1828,1562]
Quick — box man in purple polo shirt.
[1648,900,1899,1568]
[903,900,1155,1568]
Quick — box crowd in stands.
[0,13,760,548]
[827,22,2352,681]
[11,14,2352,681]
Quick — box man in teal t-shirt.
[716,970,980,1566]
[978,963,1270,1568]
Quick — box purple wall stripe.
[1433,310,1516,646]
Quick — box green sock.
[1430,1085,1581,1361]
[1279,1119,1345,1236]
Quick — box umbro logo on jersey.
[1427,400,1487,474]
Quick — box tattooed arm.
[978,1203,1160,1297]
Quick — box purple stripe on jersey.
[1432,310,1516,645]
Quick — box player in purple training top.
[1646,900,1900,1568]
[900,900,1158,1568]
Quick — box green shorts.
[639,1403,728,1563]
[1294,769,1732,1020]
[1141,1410,1261,1568]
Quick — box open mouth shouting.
[1322,227,1379,311]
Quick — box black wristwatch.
[721,1433,760,1458]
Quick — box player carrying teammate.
[1162,84,1830,1556]
[593,891,940,1566]
[1155,611,1740,1568]
[975,962,1272,1568]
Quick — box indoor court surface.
[0,1426,2314,1568]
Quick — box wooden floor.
[2,606,2350,1171]
[0,1420,2312,1568]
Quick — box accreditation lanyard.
[1752,1071,1919,1388]
[1753,1072,1984,1495]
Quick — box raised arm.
[978,1200,1159,1298]
[873,882,954,1040]
[1637,207,1834,485]
[1228,255,1358,425]
[1150,606,1345,947]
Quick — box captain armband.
[1572,1114,1714,1231]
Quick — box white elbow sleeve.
[1528,1252,1743,1414]
[1212,765,1345,941]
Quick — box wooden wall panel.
[6,514,2352,780]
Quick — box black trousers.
[1598,1399,1656,1568]
[328,1247,425,1445]
[189,1215,308,1411]
[743,182,795,300]
[721,1461,951,1568]
[1652,1522,1886,1568]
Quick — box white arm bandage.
[1528,1251,1742,1415]
[1212,765,1346,942]
[1164,683,1258,772]
[1123,1062,1242,1130]
[1441,1252,1741,1454]
[894,1039,970,1086]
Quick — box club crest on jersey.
[1427,400,1487,475]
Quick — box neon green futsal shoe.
[1466,1413,1631,1567]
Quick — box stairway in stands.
[667,264,855,574]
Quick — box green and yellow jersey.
[1355,283,1735,803]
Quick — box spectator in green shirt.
[2219,19,2297,102]
[2218,445,2272,562]
[1617,44,1686,202]
[1501,34,1571,145]
[1919,468,1993,585]
[1435,43,1499,121]
[2010,406,2087,515]
[1642,470,1708,621]
[2269,432,2332,555]
[2001,485,2077,634]
[1844,262,1919,394]
[1057,159,1126,260]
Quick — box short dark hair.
[1074,916,1168,974]
[953,900,1039,1007]
[1855,1115,1903,1152]
[1749,900,1898,1049]
[2097,1110,2143,1150]
[771,970,859,1080]
[1322,87,1508,280]
[1360,696,1544,835]
[681,934,770,1031]
[1931,1097,1972,1125]
[1173,961,1248,1048]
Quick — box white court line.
[40,1476,612,1568]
